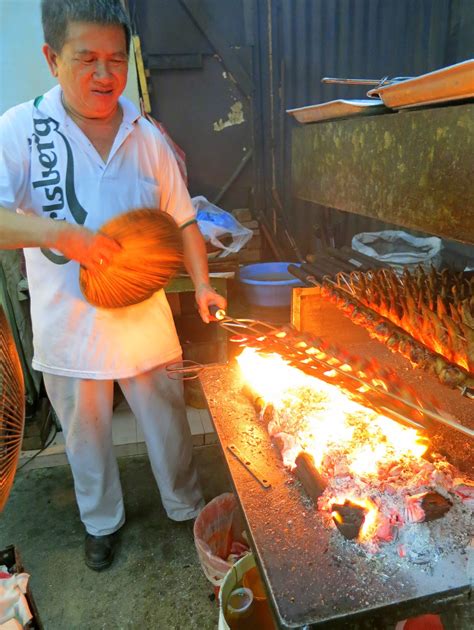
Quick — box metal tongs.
[321,75,413,97]
[165,306,278,379]
[166,307,473,440]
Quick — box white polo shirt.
[0,85,195,379]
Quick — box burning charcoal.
[333,461,350,477]
[351,307,367,326]
[376,516,394,542]
[294,452,326,504]
[271,435,286,459]
[421,492,452,521]
[403,495,426,523]
[453,481,474,508]
[241,384,274,423]
[331,500,366,540]
[405,491,452,523]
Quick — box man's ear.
[42,43,59,77]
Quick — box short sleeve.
[153,128,195,228]
[0,109,30,211]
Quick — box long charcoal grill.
[199,311,473,626]
[200,358,472,628]
[200,101,473,627]
[199,315,473,627]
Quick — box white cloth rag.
[0,572,32,627]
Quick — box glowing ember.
[236,347,470,550]
[237,348,427,474]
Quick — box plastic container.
[225,587,256,629]
[243,565,267,600]
[219,553,276,630]
[237,262,303,307]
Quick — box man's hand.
[54,222,121,272]
[195,282,227,324]
[0,207,121,272]
[180,222,227,322]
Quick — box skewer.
[332,270,469,343]
[206,308,474,440]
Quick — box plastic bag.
[352,230,442,273]
[193,196,253,258]
[193,493,249,587]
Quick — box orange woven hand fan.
[80,208,184,309]
[0,305,25,512]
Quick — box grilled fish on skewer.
[322,275,474,392]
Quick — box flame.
[330,496,379,541]
[237,347,430,544]
[354,497,378,540]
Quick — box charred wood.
[271,435,287,459]
[331,500,366,540]
[421,491,453,522]
[241,384,274,424]
[294,452,327,504]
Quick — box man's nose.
[94,60,112,80]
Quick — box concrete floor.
[2,437,473,630]
[0,446,232,630]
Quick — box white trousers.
[43,363,204,536]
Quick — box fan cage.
[0,306,25,512]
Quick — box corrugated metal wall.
[260,0,474,257]
[130,0,255,209]
[133,0,474,258]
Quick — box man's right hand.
[53,223,122,272]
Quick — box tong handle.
[209,304,227,321]
[321,75,413,89]
[165,359,204,380]
[321,76,383,86]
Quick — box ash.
[265,382,474,567]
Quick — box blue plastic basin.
[237,262,303,307]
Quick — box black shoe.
[85,532,119,571]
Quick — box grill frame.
[200,366,471,628]
[199,289,473,627]
[200,363,471,628]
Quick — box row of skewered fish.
[322,266,474,390]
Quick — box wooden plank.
[132,35,151,113]
[166,275,228,294]
[291,286,368,344]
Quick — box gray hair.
[41,0,131,53]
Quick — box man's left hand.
[195,283,227,324]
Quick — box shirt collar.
[35,84,141,126]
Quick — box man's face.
[43,21,129,119]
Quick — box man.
[0,0,226,571]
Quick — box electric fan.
[0,304,25,512]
